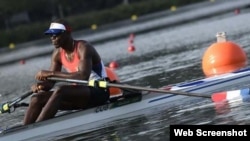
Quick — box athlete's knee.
[29,93,44,105]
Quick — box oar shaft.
[109,83,210,98]
[49,77,88,84]
[9,90,33,107]
[48,77,210,98]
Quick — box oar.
[49,77,250,102]
[0,90,33,114]
[48,77,211,98]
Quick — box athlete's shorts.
[88,86,109,107]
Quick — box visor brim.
[44,29,65,35]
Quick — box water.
[1,1,250,140]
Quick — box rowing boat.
[1,66,250,140]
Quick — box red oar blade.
[211,88,250,102]
[211,92,227,102]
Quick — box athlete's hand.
[35,70,54,81]
[31,83,44,93]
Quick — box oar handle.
[0,90,33,114]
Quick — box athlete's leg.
[36,85,91,122]
[23,91,53,125]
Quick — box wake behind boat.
[1,65,250,140]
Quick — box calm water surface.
[1,2,250,141]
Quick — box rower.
[23,19,110,125]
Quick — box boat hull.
[0,93,178,141]
[1,67,250,140]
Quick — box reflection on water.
[53,97,250,141]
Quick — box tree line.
[0,0,205,47]
[0,0,143,30]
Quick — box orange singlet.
[60,44,79,73]
[60,40,107,80]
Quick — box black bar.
[170,125,249,140]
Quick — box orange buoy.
[19,59,26,65]
[109,61,118,69]
[202,32,247,77]
[234,9,240,15]
[105,67,122,96]
[129,33,135,40]
[129,39,133,44]
[128,44,135,52]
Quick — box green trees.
[0,0,206,48]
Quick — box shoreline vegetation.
[0,0,206,48]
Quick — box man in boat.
[23,19,109,125]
